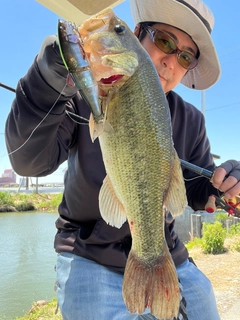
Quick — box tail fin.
[122,247,180,319]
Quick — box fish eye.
[114,24,126,34]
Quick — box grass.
[186,220,240,254]
[8,298,62,320]
[184,236,203,250]
[0,192,62,212]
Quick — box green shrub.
[233,239,240,252]
[9,298,61,320]
[0,191,14,206]
[214,212,229,225]
[229,223,240,235]
[202,221,226,254]
[0,192,62,213]
[15,202,35,211]
[48,193,62,210]
[37,193,62,211]
[185,237,203,250]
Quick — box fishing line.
[65,110,89,124]
[3,81,91,162]
[184,175,208,181]
[6,82,93,159]
[7,84,68,157]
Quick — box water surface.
[0,212,58,319]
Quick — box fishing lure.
[58,19,104,125]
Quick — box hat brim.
[130,0,221,90]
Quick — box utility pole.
[201,90,220,160]
[201,90,206,116]
[26,177,29,190]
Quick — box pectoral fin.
[89,113,113,142]
[99,175,127,228]
[164,149,187,217]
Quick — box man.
[5,0,240,319]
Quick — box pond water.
[0,212,58,319]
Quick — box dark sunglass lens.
[178,52,197,69]
[178,54,191,69]
[188,59,198,70]
[147,27,198,70]
[154,32,176,54]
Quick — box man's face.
[139,23,198,93]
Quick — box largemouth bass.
[65,8,187,320]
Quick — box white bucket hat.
[130,0,221,90]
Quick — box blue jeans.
[56,253,220,320]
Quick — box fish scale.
[69,8,187,319]
[99,60,171,258]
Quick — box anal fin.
[165,149,187,217]
[99,175,127,228]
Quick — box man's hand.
[37,35,78,97]
[211,160,240,199]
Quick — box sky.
[0,0,240,184]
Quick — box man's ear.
[134,23,141,38]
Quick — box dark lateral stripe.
[176,0,212,33]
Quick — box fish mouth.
[99,74,124,84]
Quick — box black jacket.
[5,60,219,272]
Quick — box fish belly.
[99,69,181,319]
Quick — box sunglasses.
[144,25,198,70]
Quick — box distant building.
[0,169,16,186]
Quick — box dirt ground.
[188,239,240,317]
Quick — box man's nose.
[161,53,177,69]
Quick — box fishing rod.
[1,78,239,216]
[180,159,240,217]
[180,159,213,180]
[0,82,16,93]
